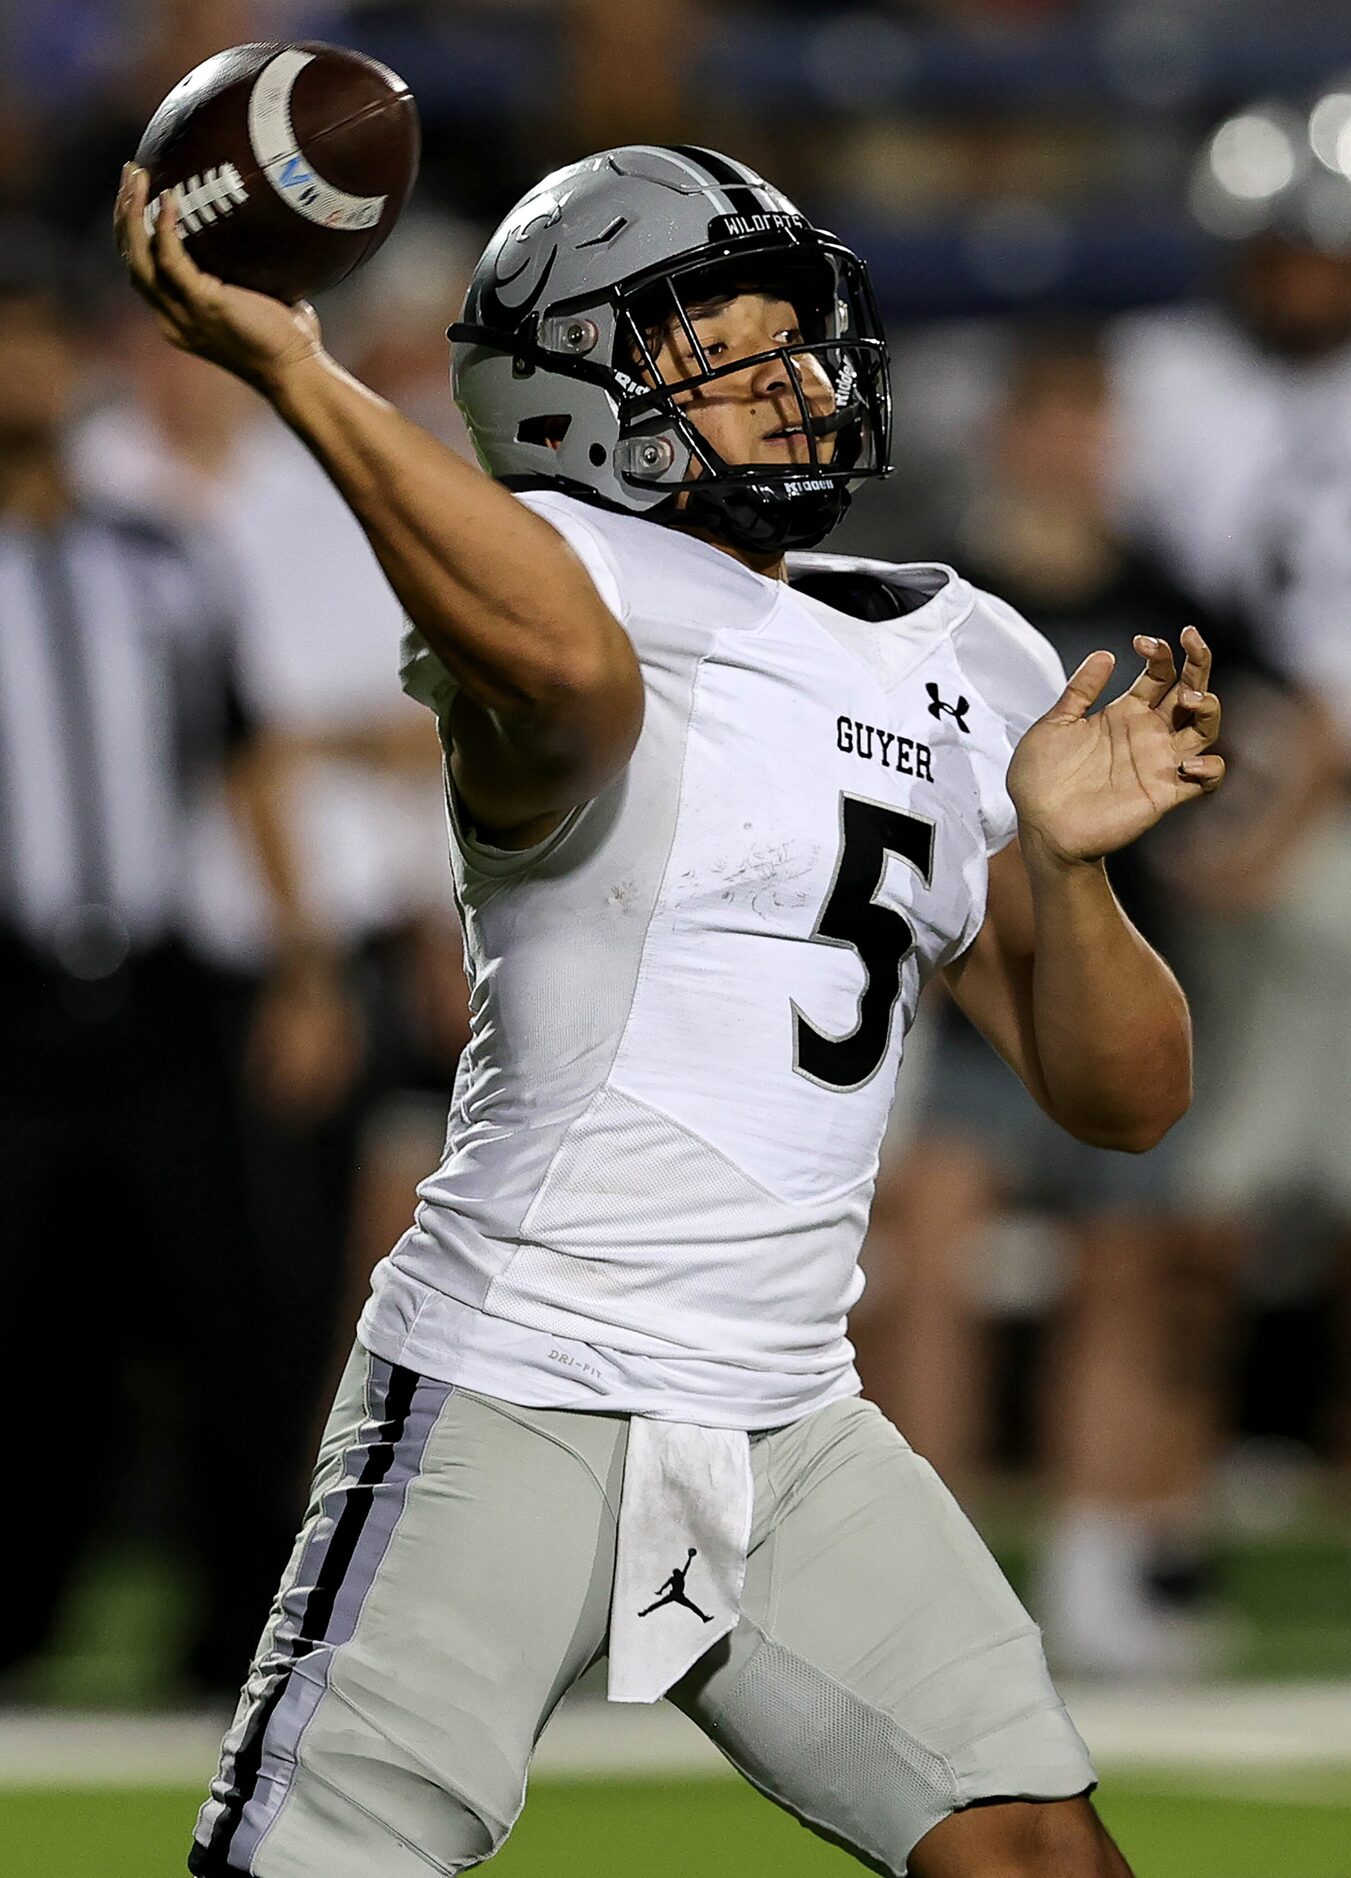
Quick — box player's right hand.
[115,164,324,394]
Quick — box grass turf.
[8,1775,1351,1878]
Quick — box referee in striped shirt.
[0,254,353,1697]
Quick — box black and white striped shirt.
[0,502,254,961]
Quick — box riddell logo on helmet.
[709,212,806,240]
[747,478,834,496]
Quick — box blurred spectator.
[853,323,1302,1675]
[336,209,480,446]
[334,0,685,222]
[0,87,38,216]
[562,0,705,150]
[75,222,474,1454]
[1115,234,1351,744]
[1111,112,1351,1472]
[0,255,351,1698]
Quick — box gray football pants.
[191,1343,1094,1877]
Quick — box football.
[133,41,420,303]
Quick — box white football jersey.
[359,490,1063,1426]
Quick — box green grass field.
[8,1773,1351,1878]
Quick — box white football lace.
[143,164,250,238]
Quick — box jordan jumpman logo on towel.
[637,1548,714,1622]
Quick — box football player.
[117,146,1223,1878]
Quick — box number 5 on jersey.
[793,794,935,1093]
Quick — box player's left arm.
[943,627,1223,1153]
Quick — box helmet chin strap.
[669,478,853,556]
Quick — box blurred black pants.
[0,934,312,1693]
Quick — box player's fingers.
[149,186,208,307]
[1177,753,1226,794]
[1127,634,1178,705]
[117,165,164,304]
[1174,688,1221,752]
[1051,649,1116,721]
[1179,623,1212,695]
[159,317,194,353]
[120,170,195,339]
[113,161,134,257]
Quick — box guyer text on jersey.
[836,715,934,780]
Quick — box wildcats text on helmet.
[707,212,808,240]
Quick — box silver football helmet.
[450,145,891,554]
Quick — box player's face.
[648,290,837,469]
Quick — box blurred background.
[2,3,1349,1874]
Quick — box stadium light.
[1309,91,1351,178]
[1208,111,1298,202]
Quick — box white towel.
[607,1419,754,1704]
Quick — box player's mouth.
[759,420,833,464]
[760,422,813,462]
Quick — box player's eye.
[672,331,721,368]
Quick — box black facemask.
[666,477,853,556]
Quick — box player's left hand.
[1008,625,1224,865]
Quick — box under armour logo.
[925,683,970,732]
[637,1547,714,1623]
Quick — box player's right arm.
[115,165,643,843]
